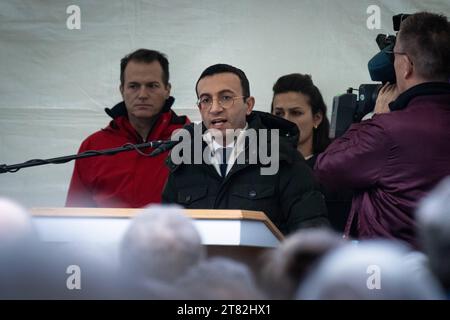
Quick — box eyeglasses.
[197,95,247,109]
[385,49,413,65]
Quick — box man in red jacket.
[315,12,450,248]
[66,49,189,208]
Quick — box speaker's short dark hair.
[195,64,250,99]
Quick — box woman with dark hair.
[271,73,351,232]
[271,73,331,167]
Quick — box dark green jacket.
[162,111,329,235]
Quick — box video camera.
[330,14,410,139]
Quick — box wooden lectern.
[31,208,283,271]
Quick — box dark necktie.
[219,147,232,177]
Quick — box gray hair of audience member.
[259,228,345,299]
[296,240,444,300]
[176,257,263,300]
[120,205,205,283]
[0,197,38,247]
[0,198,54,298]
[416,176,450,290]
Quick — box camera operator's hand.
[374,82,399,114]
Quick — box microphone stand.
[0,140,175,174]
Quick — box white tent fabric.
[0,0,448,206]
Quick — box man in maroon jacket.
[66,49,189,208]
[315,12,450,248]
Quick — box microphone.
[149,140,180,157]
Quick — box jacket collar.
[102,96,188,142]
[389,82,450,111]
[247,111,299,144]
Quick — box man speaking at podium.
[162,64,329,235]
[66,49,189,208]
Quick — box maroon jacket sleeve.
[65,141,97,207]
[314,119,389,190]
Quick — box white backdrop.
[0,0,448,207]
